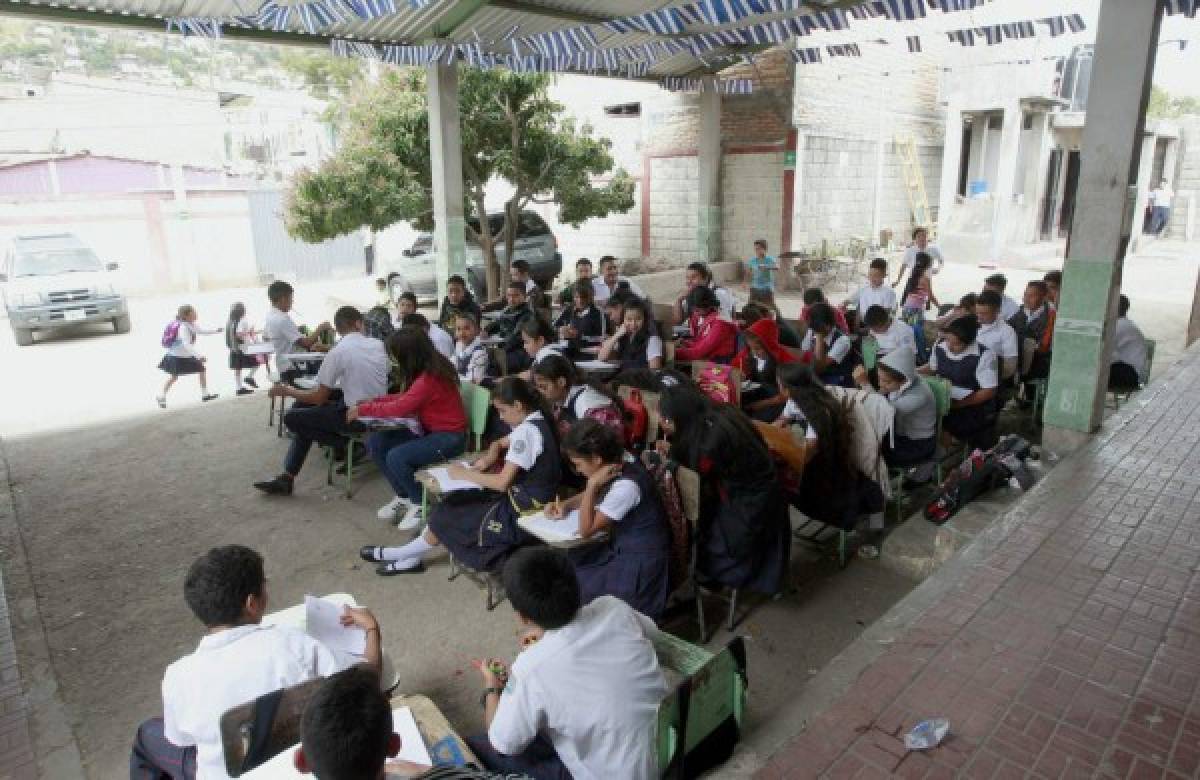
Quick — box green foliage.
[1148,85,1200,119]
[286,66,636,296]
[278,50,364,99]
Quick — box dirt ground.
[1,397,915,779]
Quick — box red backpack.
[621,388,649,451]
[696,363,738,405]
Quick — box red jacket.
[357,373,466,434]
[676,314,737,363]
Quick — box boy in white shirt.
[131,545,381,780]
[983,274,1021,323]
[468,547,667,780]
[1110,295,1149,388]
[862,305,916,358]
[848,258,898,318]
[975,290,1019,382]
[262,281,332,381]
[893,227,945,285]
[593,255,646,305]
[453,313,490,384]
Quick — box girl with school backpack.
[225,302,261,396]
[157,304,221,408]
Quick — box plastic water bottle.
[905,718,949,751]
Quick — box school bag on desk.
[694,362,740,405]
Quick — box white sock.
[381,536,433,562]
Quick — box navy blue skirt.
[428,493,529,572]
[571,544,669,621]
[158,355,204,376]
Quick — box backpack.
[641,452,691,594]
[696,363,738,405]
[161,319,182,348]
[621,388,649,451]
[363,306,395,342]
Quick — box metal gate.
[247,190,366,281]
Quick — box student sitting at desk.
[674,286,737,364]
[800,288,851,335]
[360,378,560,576]
[657,386,790,596]
[552,278,605,351]
[296,666,532,779]
[920,316,999,451]
[777,364,884,531]
[548,420,670,620]
[674,261,737,327]
[453,313,490,385]
[592,256,645,305]
[349,328,468,529]
[131,545,381,780]
[263,280,333,382]
[557,257,593,307]
[438,275,483,332]
[401,312,455,360]
[733,317,795,422]
[485,283,535,374]
[254,306,390,497]
[974,291,1019,386]
[598,297,664,370]
[468,547,667,780]
[862,305,916,359]
[852,349,937,483]
[802,302,857,387]
[518,316,562,378]
[531,355,623,439]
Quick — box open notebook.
[241,707,431,778]
[425,462,480,493]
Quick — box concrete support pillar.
[988,101,1023,261]
[427,60,466,302]
[697,89,722,264]
[1043,0,1162,453]
[937,106,964,235]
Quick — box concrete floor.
[0,396,916,779]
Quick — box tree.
[279,50,364,100]
[1148,85,1200,119]
[286,66,636,298]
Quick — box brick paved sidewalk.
[761,347,1200,779]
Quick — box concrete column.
[697,89,722,264]
[426,60,466,302]
[1043,0,1162,452]
[988,101,1023,261]
[937,106,964,234]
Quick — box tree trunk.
[503,197,519,289]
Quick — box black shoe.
[243,377,259,389]
[376,559,425,576]
[360,546,388,563]
[254,475,294,496]
[237,387,254,396]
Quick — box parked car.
[379,211,562,302]
[0,233,130,346]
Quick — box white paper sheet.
[242,343,276,355]
[240,708,430,779]
[304,595,366,658]
[519,509,583,543]
[574,360,618,371]
[949,386,972,401]
[426,462,479,493]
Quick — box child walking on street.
[158,304,220,408]
[225,302,260,396]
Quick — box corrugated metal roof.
[0,0,874,80]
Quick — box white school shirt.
[427,323,455,359]
[801,329,851,363]
[872,320,916,357]
[162,624,341,780]
[850,282,897,314]
[780,400,819,441]
[976,319,1019,360]
[314,331,390,406]
[532,344,564,368]
[593,276,645,305]
[597,473,640,521]
[167,321,200,359]
[901,245,945,275]
[1111,316,1149,383]
[488,596,667,780]
[566,385,615,419]
[506,411,546,470]
[456,338,489,383]
[928,342,999,391]
[264,307,304,373]
[999,295,1021,323]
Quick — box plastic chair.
[861,337,879,370]
[421,383,492,520]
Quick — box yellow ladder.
[897,134,934,239]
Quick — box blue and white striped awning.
[1163,0,1197,16]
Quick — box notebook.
[426,462,479,493]
[519,509,583,544]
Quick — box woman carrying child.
[349,328,468,529]
[157,304,220,408]
[598,297,664,371]
[359,377,560,576]
[657,385,790,596]
[548,419,670,620]
[225,302,261,396]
